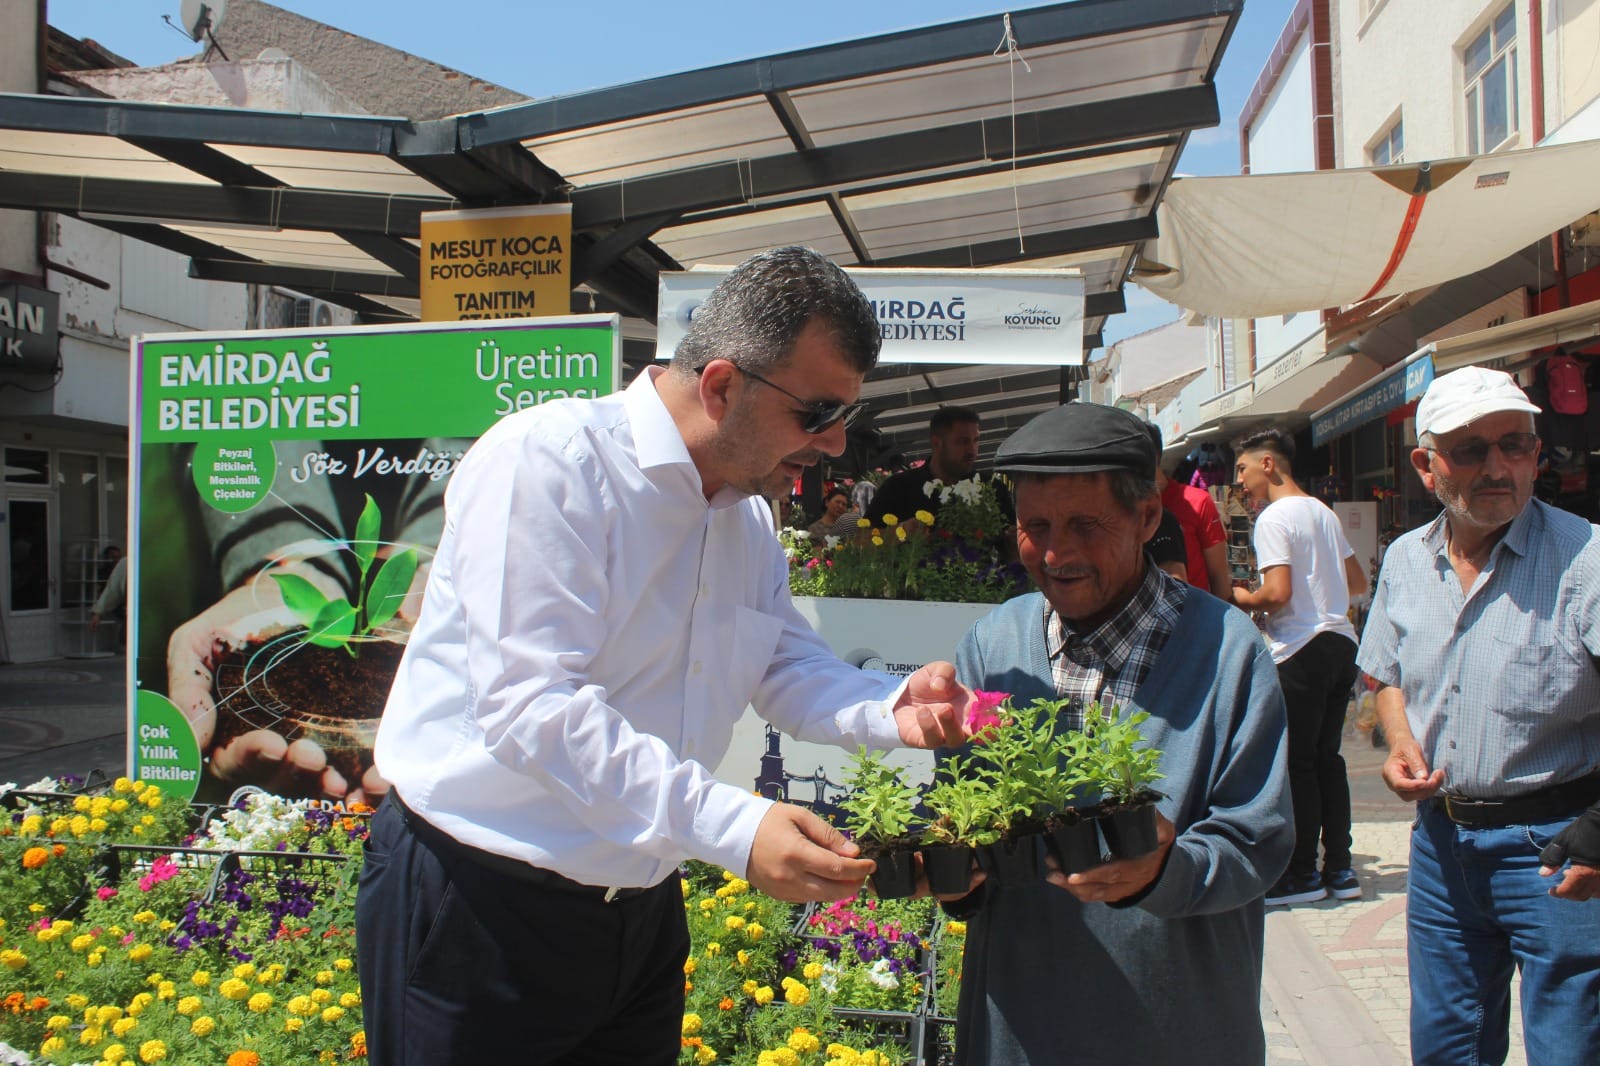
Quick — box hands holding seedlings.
[1046,812,1176,903]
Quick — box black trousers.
[1276,630,1360,878]
[355,798,688,1065]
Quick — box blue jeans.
[1408,801,1600,1065]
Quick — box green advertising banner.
[129,316,620,801]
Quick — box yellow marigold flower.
[102,1043,127,1062]
[826,1044,860,1065]
[19,815,42,835]
[139,1038,168,1062]
[287,995,314,1016]
[96,1005,124,1024]
[339,991,361,1009]
[88,949,105,967]
[683,958,696,975]
[753,985,775,1005]
[742,980,759,994]
[789,1029,821,1054]
[682,1013,703,1036]
[46,1014,71,1030]
[22,847,49,869]
[176,997,201,1016]
[67,994,88,1010]
[39,1036,66,1056]
[112,1017,138,1037]
[724,915,746,931]
[69,815,91,836]
[784,983,810,1007]
[46,821,66,837]
[247,992,273,1013]
[351,1032,366,1053]
[157,982,175,1001]
[190,1016,215,1037]
[895,526,909,542]
[859,1053,881,1066]
[111,799,129,814]
[698,898,717,912]
[696,1046,717,1065]
[74,795,93,812]
[285,1017,305,1033]
[314,970,334,985]
[132,911,157,925]
[760,1049,799,1066]
[114,777,135,793]
[871,535,884,546]
[882,513,899,526]
[218,978,250,1001]
[128,944,153,964]
[320,1005,345,1023]
[232,963,256,980]
[736,950,750,967]
[745,901,756,911]
[746,922,764,940]
[803,962,825,980]
[71,934,95,952]
[945,920,967,936]
[144,795,163,810]
[260,963,285,984]
[704,942,721,957]
[158,920,175,932]
[310,988,333,1005]
[89,818,109,832]
[190,970,211,987]
[915,509,936,526]
[80,1026,103,1045]
[333,958,353,971]
[680,880,690,898]
[35,926,60,943]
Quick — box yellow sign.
[419,204,572,321]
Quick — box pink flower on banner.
[965,690,1009,743]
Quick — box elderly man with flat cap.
[938,401,1292,1066]
[1358,366,1600,1066]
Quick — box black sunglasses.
[698,363,866,435]
[1424,431,1538,467]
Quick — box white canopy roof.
[1133,137,1600,319]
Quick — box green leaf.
[304,599,358,649]
[352,493,381,577]
[365,548,418,629]
[269,572,334,630]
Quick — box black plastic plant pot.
[1100,802,1160,859]
[1045,813,1102,875]
[976,833,1044,886]
[868,847,920,899]
[921,843,976,895]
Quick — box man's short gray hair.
[670,246,881,376]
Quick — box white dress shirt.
[374,367,905,888]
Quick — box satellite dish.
[257,47,291,62]
[179,0,228,42]
[314,303,334,328]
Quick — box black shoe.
[1264,872,1327,906]
[1323,867,1361,900]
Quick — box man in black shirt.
[866,406,986,526]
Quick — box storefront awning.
[1310,352,1435,447]
[1132,138,1600,319]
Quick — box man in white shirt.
[356,246,974,1066]
[1233,428,1368,907]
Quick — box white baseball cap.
[1415,366,1541,437]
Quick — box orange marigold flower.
[22,847,49,869]
[51,844,66,858]
[718,997,734,1011]
[227,1052,261,1066]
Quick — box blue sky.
[45,0,1298,347]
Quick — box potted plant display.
[918,753,1001,895]
[1079,702,1166,859]
[837,748,922,899]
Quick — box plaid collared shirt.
[1047,561,1188,727]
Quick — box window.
[1371,120,1404,166]
[1464,5,1518,153]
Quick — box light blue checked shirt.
[1357,499,1600,798]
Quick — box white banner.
[657,267,1084,366]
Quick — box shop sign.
[419,204,572,321]
[1199,381,1253,424]
[657,268,1085,366]
[1312,354,1434,446]
[128,315,618,799]
[0,283,60,375]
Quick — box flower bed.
[3,781,966,1066]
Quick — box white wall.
[1547,0,1600,136]
[0,0,40,275]
[1246,35,1318,176]
[1337,0,1528,164]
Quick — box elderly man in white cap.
[1358,365,1600,1066]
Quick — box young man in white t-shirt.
[1233,428,1370,905]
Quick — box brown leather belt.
[388,792,655,902]
[1429,773,1600,828]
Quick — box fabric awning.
[1132,138,1600,319]
[1429,299,1600,373]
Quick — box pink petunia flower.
[96,887,118,901]
[965,690,1009,742]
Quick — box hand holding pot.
[167,561,356,801]
[892,662,973,748]
[747,802,876,903]
[1048,811,1176,904]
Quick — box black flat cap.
[995,402,1157,480]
